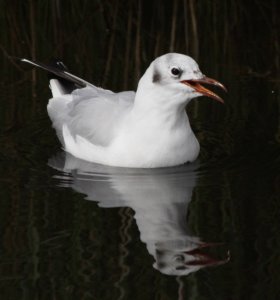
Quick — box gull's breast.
[108,122,200,168]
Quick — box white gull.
[22,53,226,168]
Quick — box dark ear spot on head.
[152,70,161,83]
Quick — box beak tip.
[181,77,226,103]
[217,97,225,104]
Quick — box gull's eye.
[173,254,185,262]
[170,67,181,77]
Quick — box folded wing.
[21,58,136,147]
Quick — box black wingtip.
[21,57,88,92]
[48,58,69,72]
[47,58,76,93]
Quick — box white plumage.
[24,53,226,168]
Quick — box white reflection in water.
[50,153,229,276]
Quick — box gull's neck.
[132,72,190,128]
[107,67,200,167]
[113,74,199,167]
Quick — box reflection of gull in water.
[49,153,229,276]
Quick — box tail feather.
[49,79,70,97]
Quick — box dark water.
[1,79,279,299]
[1,1,280,299]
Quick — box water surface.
[1,123,279,299]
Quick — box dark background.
[1,0,279,132]
[0,1,280,299]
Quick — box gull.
[22,53,226,168]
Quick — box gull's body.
[23,53,225,168]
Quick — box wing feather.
[21,58,136,147]
[48,86,135,147]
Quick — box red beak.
[181,77,227,103]
[184,242,230,267]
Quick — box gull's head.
[137,53,226,106]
